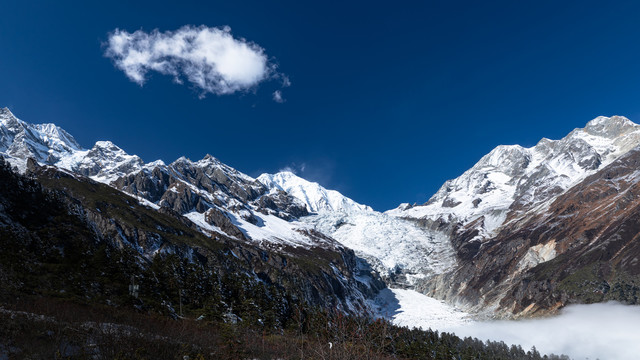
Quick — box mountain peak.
[196,154,224,167]
[34,123,82,150]
[91,141,129,155]
[274,170,297,178]
[0,109,83,168]
[0,107,23,129]
[0,107,12,116]
[258,171,372,213]
[174,156,191,163]
[391,114,640,239]
[584,115,637,138]
[94,140,118,148]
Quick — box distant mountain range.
[2,106,640,319]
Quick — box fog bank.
[445,302,640,360]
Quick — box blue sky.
[3,0,640,211]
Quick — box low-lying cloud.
[105,25,282,96]
[445,302,640,360]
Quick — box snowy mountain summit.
[257,171,372,213]
[388,115,640,239]
[0,107,82,169]
[258,170,456,281]
[6,107,640,319]
[0,109,321,249]
[0,108,144,181]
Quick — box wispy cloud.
[279,165,296,174]
[282,76,291,87]
[105,25,285,97]
[272,90,284,103]
[279,162,306,175]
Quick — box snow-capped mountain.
[0,108,145,183]
[257,170,455,282]
[0,107,452,295]
[0,108,326,250]
[0,107,382,314]
[59,141,146,183]
[380,115,640,316]
[424,141,640,317]
[257,171,372,213]
[0,107,82,169]
[6,105,640,319]
[121,154,327,249]
[388,116,640,239]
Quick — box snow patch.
[228,211,328,248]
[372,288,472,330]
[184,211,229,238]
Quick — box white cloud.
[445,302,640,360]
[105,25,283,96]
[272,90,284,103]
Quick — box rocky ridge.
[386,116,640,316]
[256,115,640,317]
[388,116,640,236]
[0,107,383,314]
[5,106,640,319]
[1,108,317,248]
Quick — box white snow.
[386,144,526,226]
[7,108,640,359]
[257,171,372,213]
[388,115,640,241]
[372,288,472,330]
[1,108,335,252]
[228,211,330,248]
[0,109,81,166]
[258,170,457,278]
[184,211,229,238]
[303,210,456,278]
[196,154,256,183]
[0,108,148,183]
[134,195,161,210]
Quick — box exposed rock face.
[114,155,312,244]
[114,164,171,202]
[1,157,381,314]
[0,108,384,316]
[388,116,640,239]
[254,188,309,220]
[418,146,640,317]
[70,141,145,182]
[9,106,640,320]
[256,172,459,291]
[1,108,316,246]
[204,207,247,240]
